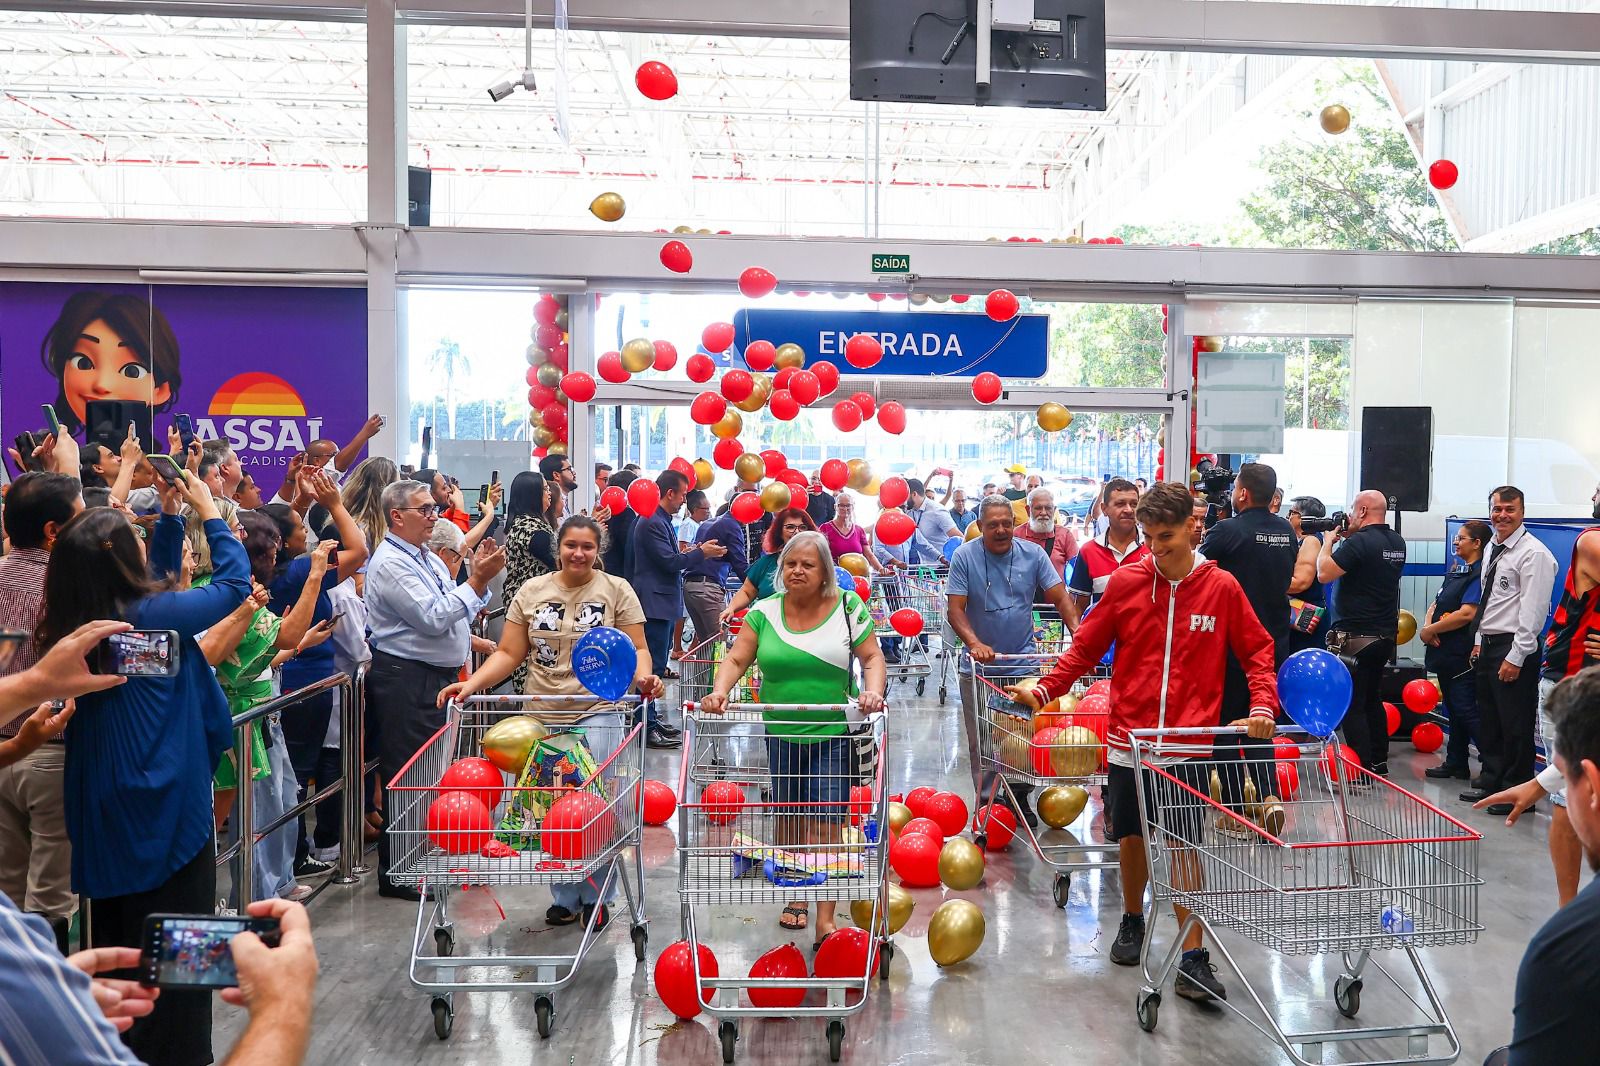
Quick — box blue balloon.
[572,626,638,702]
[1276,649,1353,736]
[834,566,856,590]
[942,536,961,562]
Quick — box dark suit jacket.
[630,507,699,620]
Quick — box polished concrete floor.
[217,681,1556,1065]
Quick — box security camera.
[486,69,538,102]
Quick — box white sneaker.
[281,884,315,902]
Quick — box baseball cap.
[1004,463,1026,475]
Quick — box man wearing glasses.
[539,454,578,499]
[365,480,506,900]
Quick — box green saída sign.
[871,253,910,274]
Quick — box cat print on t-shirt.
[531,602,564,632]
[575,602,606,631]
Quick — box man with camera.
[1317,490,1407,773]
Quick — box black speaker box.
[1359,406,1432,512]
[408,166,432,227]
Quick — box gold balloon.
[887,801,913,833]
[927,899,986,967]
[531,425,555,447]
[733,377,770,414]
[1197,336,1224,353]
[773,343,806,370]
[692,458,715,491]
[1036,402,1074,433]
[964,521,982,541]
[547,442,567,455]
[1064,235,1085,244]
[1319,103,1351,135]
[909,293,929,306]
[1037,785,1089,829]
[534,364,562,389]
[838,552,870,579]
[851,884,914,935]
[1050,725,1101,777]
[587,192,626,222]
[554,308,568,331]
[479,715,548,773]
[759,481,792,513]
[863,477,882,497]
[672,224,694,234]
[998,731,1031,772]
[1396,609,1418,645]
[841,825,867,856]
[526,344,550,366]
[733,452,766,483]
[937,837,986,891]
[846,458,873,491]
[620,337,655,373]
[711,409,743,440]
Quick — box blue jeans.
[1437,662,1480,769]
[642,618,673,731]
[252,718,300,900]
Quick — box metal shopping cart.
[969,648,1117,907]
[677,704,891,1064]
[386,695,648,1040]
[867,571,942,698]
[1129,727,1483,1065]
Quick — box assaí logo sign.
[194,371,328,467]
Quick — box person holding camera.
[1285,496,1330,657]
[1317,490,1407,773]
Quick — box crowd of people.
[0,411,1595,1064]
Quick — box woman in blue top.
[38,470,251,1066]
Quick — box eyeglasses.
[397,505,439,518]
[782,523,805,533]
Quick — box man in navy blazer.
[631,469,727,747]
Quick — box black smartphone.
[147,453,186,485]
[478,483,490,509]
[95,629,180,677]
[0,631,26,673]
[140,913,281,989]
[11,432,39,472]
[174,414,195,453]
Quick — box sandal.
[812,928,838,953]
[779,904,809,930]
[546,905,579,926]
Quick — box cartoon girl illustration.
[39,291,182,434]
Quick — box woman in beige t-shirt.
[441,514,661,928]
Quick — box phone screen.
[478,483,490,508]
[142,915,279,989]
[97,630,179,677]
[0,631,25,674]
[174,414,195,452]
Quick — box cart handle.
[458,694,642,706]
[684,700,886,715]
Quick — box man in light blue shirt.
[366,480,506,899]
[906,478,958,547]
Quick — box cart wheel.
[535,995,554,1039]
[938,686,947,705]
[973,833,986,851]
[1334,976,1362,1019]
[916,679,926,697]
[878,940,894,979]
[431,997,453,1040]
[1052,873,1071,908]
[1136,990,1160,1033]
[631,924,648,962]
[719,1021,738,1064]
[827,1020,845,1062]
[434,927,454,957]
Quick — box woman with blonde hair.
[340,455,400,553]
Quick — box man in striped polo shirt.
[1068,478,1150,613]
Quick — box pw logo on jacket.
[1189,614,1217,632]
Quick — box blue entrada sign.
[729,309,1049,378]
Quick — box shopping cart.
[386,694,648,1041]
[677,703,891,1064]
[866,571,942,697]
[969,649,1116,907]
[1129,726,1483,1065]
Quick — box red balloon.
[789,370,820,406]
[533,299,559,326]
[853,577,871,601]
[653,340,678,372]
[819,458,849,491]
[660,240,693,274]
[811,360,840,396]
[877,401,907,435]
[426,791,493,855]
[701,321,735,354]
[558,371,596,404]
[689,391,728,426]
[867,292,887,303]
[1084,678,1112,702]
[848,784,873,826]
[641,779,677,826]
[889,829,941,887]
[1275,760,1300,801]
[437,758,504,813]
[1273,735,1300,759]
[739,266,778,299]
[772,367,797,391]
[748,943,808,1009]
[685,352,715,383]
[875,510,914,547]
[541,791,614,860]
[535,323,564,349]
[759,450,787,476]
[540,403,568,432]
[1032,725,1063,776]
[548,343,569,371]
[743,340,776,371]
[668,457,696,480]
[720,370,754,403]
[831,400,863,432]
[813,927,878,981]
[1323,741,1362,782]
[1385,702,1401,737]
[768,389,800,421]
[985,288,1020,322]
[889,608,923,638]
[628,478,661,517]
[635,59,679,101]
[701,780,744,825]
[599,485,630,516]
[524,366,542,388]
[844,334,883,369]
[950,294,970,304]
[1402,679,1440,714]
[729,492,763,524]
[972,372,1003,405]
[655,940,718,1020]
[1428,159,1459,190]
[875,479,907,511]
[923,792,968,838]
[597,350,629,384]
[713,438,744,470]
[779,468,808,492]
[973,804,1016,850]
[904,786,937,817]
[527,383,557,409]
[1411,722,1444,753]
[849,392,876,421]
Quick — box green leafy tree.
[425,337,471,439]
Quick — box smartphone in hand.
[140,913,281,989]
[174,414,196,453]
[147,453,186,485]
[95,630,180,677]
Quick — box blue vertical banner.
[729,309,1049,379]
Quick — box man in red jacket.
[1009,482,1278,1004]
